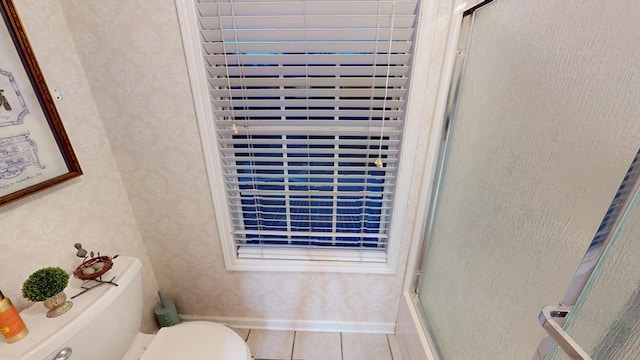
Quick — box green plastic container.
[154,291,181,327]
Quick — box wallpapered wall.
[0,1,159,331]
[53,0,441,328]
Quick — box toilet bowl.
[140,321,251,360]
[0,256,251,360]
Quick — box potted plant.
[22,266,73,318]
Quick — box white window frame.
[175,0,436,273]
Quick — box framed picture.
[0,0,81,207]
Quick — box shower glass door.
[416,0,640,359]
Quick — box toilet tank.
[0,256,143,360]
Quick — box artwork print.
[0,1,81,207]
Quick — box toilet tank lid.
[0,256,141,360]
[140,321,250,360]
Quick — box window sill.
[227,247,395,274]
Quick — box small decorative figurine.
[73,243,87,258]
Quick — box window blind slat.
[212,109,404,118]
[207,64,409,77]
[230,192,393,204]
[204,54,411,66]
[228,195,395,202]
[229,208,394,215]
[236,247,387,263]
[207,75,408,86]
[203,41,412,54]
[226,189,394,197]
[216,129,402,138]
[219,148,398,156]
[199,15,415,29]
[222,164,399,172]
[218,138,401,146]
[234,229,389,239]
[229,211,394,219]
[214,118,402,129]
[231,209,392,215]
[224,179,395,187]
[233,229,393,237]
[222,154,399,161]
[210,88,407,98]
[230,212,393,219]
[211,99,405,108]
[200,28,414,42]
[222,164,398,171]
[234,230,392,238]
[197,1,417,17]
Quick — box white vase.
[43,291,73,318]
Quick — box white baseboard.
[178,314,395,334]
[395,292,439,360]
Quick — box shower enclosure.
[412,0,640,358]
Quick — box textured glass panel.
[417,0,640,359]
[549,188,640,360]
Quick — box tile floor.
[232,328,401,360]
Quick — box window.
[178,0,422,271]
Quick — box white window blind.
[193,0,418,262]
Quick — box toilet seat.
[139,321,251,360]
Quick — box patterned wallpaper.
[0,1,159,332]
[52,0,434,327]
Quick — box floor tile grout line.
[386,334,394,360]
[290,331,297,360]
[340,332,344,360]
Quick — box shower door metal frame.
[409,3,493,359]
[412,0,493,294]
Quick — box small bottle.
[0,290,28,343]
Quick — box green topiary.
[21,267,70,302]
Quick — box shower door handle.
[538,305,592,360]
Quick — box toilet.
[0,256,251,360]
